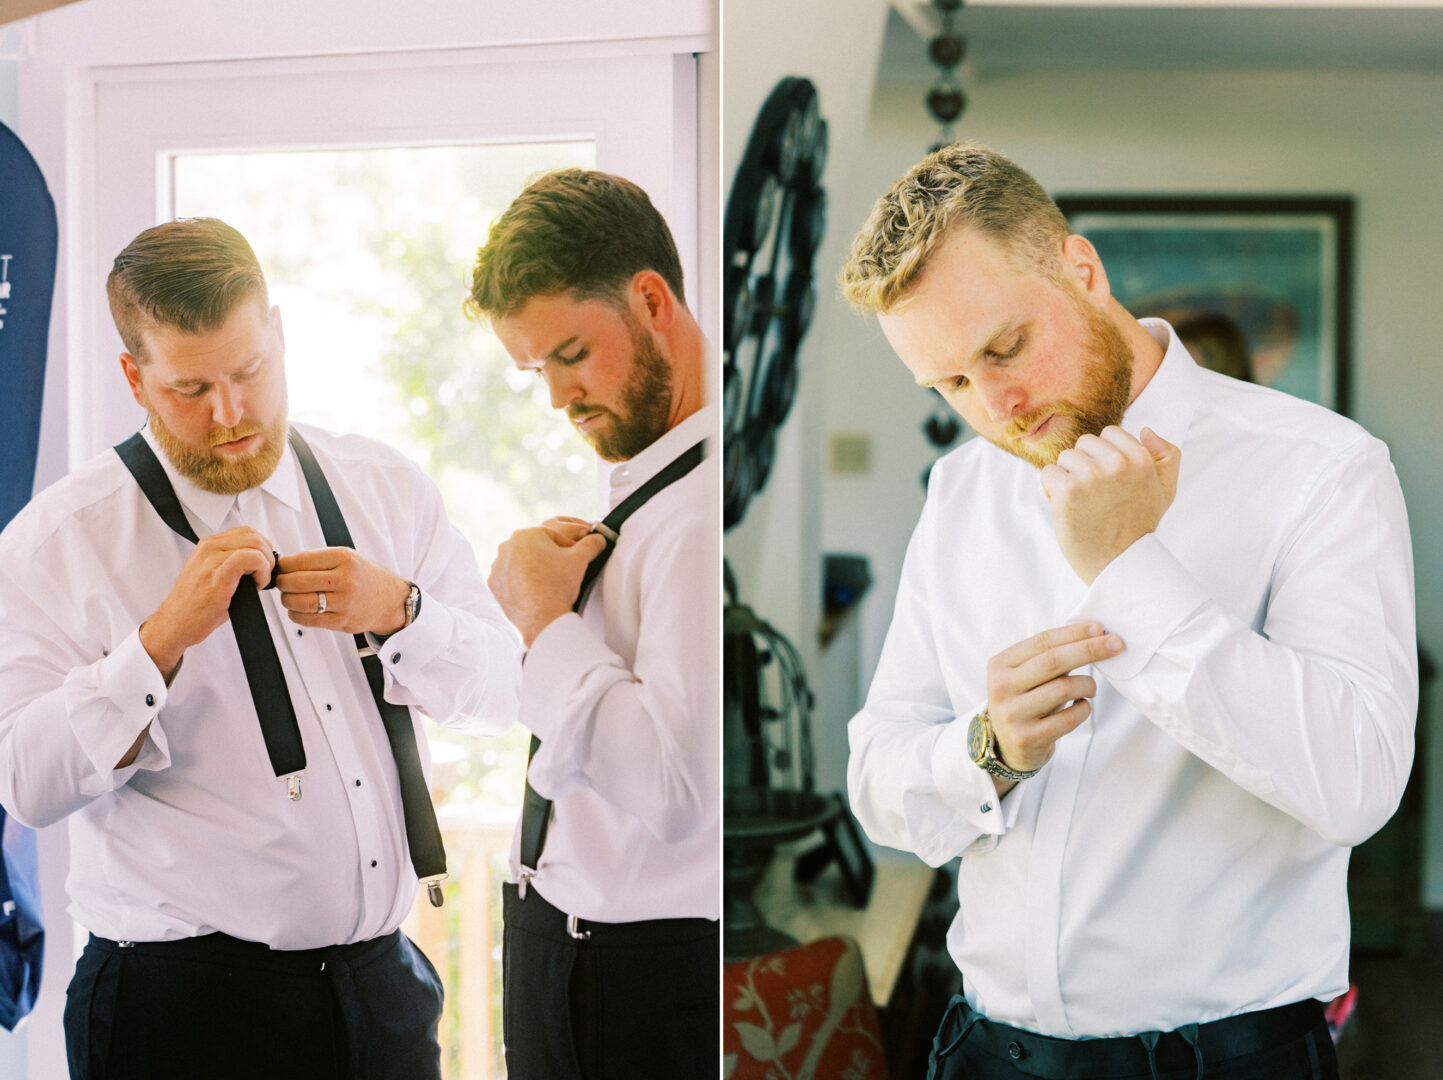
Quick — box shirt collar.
[604,403,715,508]
[140,423,304,534]
[1121,318,1201,449]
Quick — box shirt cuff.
[1068,534,1209,682]
[932,709,1011,851]
[64,628,172,788]
[373,587,456,684]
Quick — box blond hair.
[840,142,1071,314]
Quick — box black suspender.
[288,428,447,905]
[517,439,706,889]
[114,433,307,785]
[115,428,448,907]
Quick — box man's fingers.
[994,622,1106,669]
[541,520,596,545]
[274,569,340,595]
[572,533,609,560]
[1030,698,1092,744]
[1068,432,1129,473]
[219,547,272,588]
[278,588,338,614]
[1099,425,1154,467]
[276,548,349,574]
[1015,632,1124,686]
[1140,427,1182,496]
[284,609,344,628]
[206,526,274,550]
[1005,674,1096,724]
[1139,426,1178,463]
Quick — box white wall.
[815,67,1443,901]
[723,0,890,796]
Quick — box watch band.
[403,582,421,628]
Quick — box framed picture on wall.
[1054,195,1354,415]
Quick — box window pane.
[174,140,597,1080]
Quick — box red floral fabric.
[723,935,888,1080]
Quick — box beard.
[567,318,674,462]
[987,301,1134,469]
[145,400,289,495]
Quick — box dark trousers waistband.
[502,882,718,947]
[86,928,402,975]
[930,995,1327,1079]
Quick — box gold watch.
[967,711,1041,782]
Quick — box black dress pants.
[64,929,444,1080]
[501,882,719,1080]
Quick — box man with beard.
[841,143,1414,1080]
[468,169,718,1080]
[0,218,522,1079]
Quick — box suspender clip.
[517,866,535,900]
[567,914,591,941]
[422,873,447,908]
[282,772,304,801]
[589,521,619,544]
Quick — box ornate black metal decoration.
[919,2,969,478]
[723,76,828,530]
[925,0,967,152]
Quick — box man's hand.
[488,525,608,647]
[139,526,276,679]
[1040,426,1181,584]
[276,548,411,636]
[983,623,1124,791]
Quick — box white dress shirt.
[0,422,521,950]
[848,320,1416,1037]
[513,405,720,922]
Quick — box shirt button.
[354,779,362,787]
[325,704,333,712]
[296,629,303,637]
[980,802,993,814]
[370,860,378,868]
[1008,1042,1023,1061]
[390,652,401,664]
[145,693,154,707]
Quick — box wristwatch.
[967,711,1042,782]
[403,582,422,628]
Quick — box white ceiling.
[880,3,1443,79]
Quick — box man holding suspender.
[0,218,522,1079]
[468,170,720,1080]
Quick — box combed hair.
[466,169,685,321]
[840,141,1072,314]
[107,218,268,360]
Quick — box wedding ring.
[316,591,327,615]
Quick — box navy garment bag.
[0,118,60,1029]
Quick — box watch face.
[967,713,989,764]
